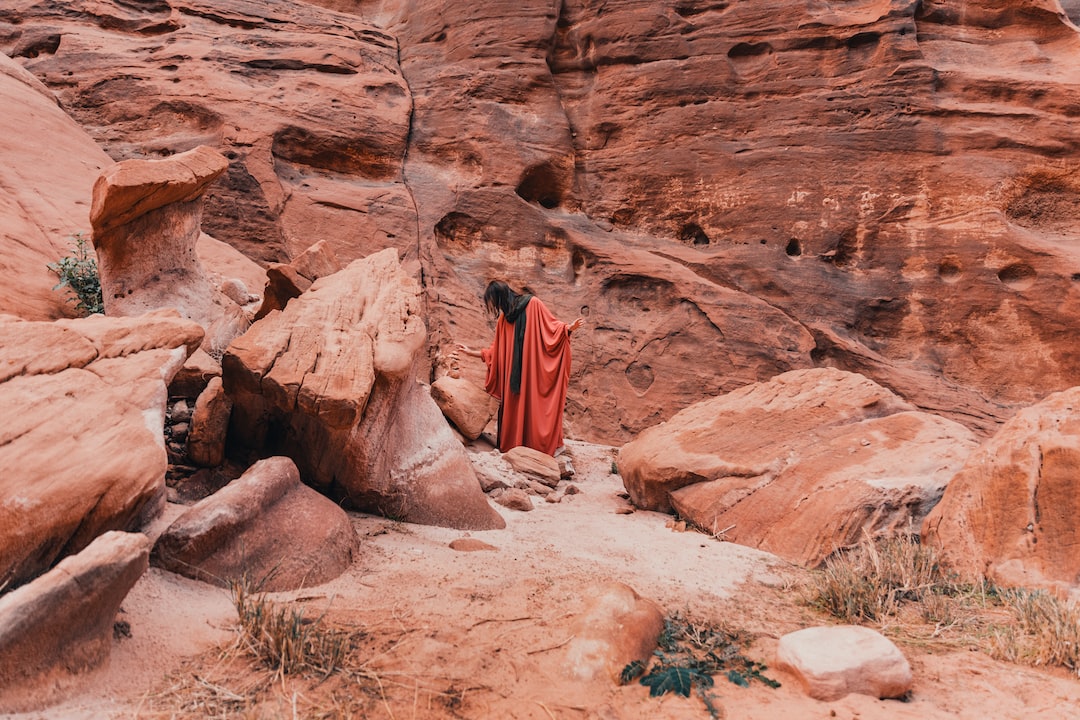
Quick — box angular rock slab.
[503,445,562,488]
[619,368,977,567]
[430,374,497,441]
[154,456,357,592]
[0,531,150,713]
[563,582,664,684]
[775,625,912,701]
[922,386,1080,595]
[224,248,504,530]
[187,376,232,467]
[0,311,202,590]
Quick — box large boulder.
[90,145,250,355]
[922,386,1080,596]
[0,531,150,713]
[620,368,978,567]
[0,311,202,590]
[224,248,505,530]
[154,456,357,591]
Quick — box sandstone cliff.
[3,0,1080,444]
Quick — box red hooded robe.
[481,297,572,456]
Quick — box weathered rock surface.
[0,311,202,590]
[430,374,497,441]
[90,145,250,355]
[0,0,413,267]
[11,1,1080,445]
[0,531,149,713]
[254,238,343,320]
[620,368,978,567]
[775,625,913,701]
[563,582,664,684]
[922,386,1080,596]
[154,456,357,591]
[0,52,111,320]
[224,248,505,530]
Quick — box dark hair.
[483,280,519,317]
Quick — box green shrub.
[47,232,104,316]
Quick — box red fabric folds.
[481,297,572,456]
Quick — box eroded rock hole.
[679,223,710,246]
[728,41,772,60]
[14,33,61,59]
[938,259,962,282]
[785,238,802,257]
[625,361,655,392]
[515,163,563,209]
[434,211,485,248]
[997,263,1037,290]
[846,32,881,52]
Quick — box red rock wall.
[4,0,1080,443]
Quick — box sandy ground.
[6,440,1080,719]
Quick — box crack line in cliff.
[386,30,423,277]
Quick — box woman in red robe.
[457,281,583,456]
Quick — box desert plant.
[990,588,1080,676]
[47,232,104,315]
[626,611,779,719]
[809,534,956,622]
[230,574,349,679]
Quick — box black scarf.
[505,294,533,394]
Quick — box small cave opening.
[515,163,564,209]
[785,238,802,257]
[997,262,1037,290]
[678,222,710,246]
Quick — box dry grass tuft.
[230,576,349,679]
[807,534,1080,677]
[138,575,485,718]
[809,531,957,622]
[988,588,1080,676]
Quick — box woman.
[457,281,583,456]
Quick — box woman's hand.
[568,317,584,333]
[455,343,481,358]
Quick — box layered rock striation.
[0,311,203,590]
[3,0,1080,445]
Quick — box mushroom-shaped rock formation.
[224,248,505,530]
[90,145,249,355]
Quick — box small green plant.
[626,611,779,719]
[47,232,104,316]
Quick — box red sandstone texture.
[4,0,1080,444]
